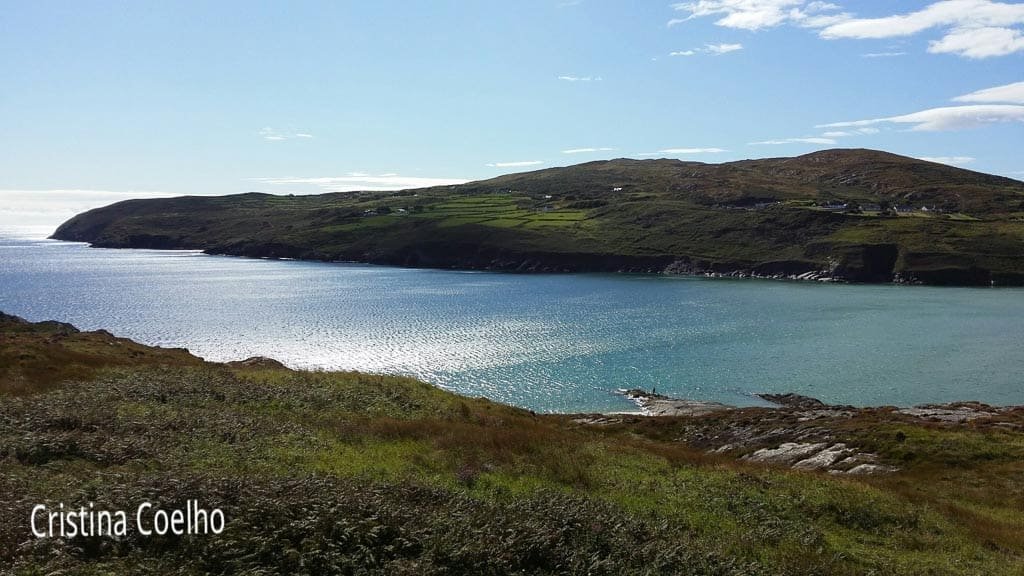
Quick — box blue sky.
[2,1,1023,226]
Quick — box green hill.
[53,149,1024,285]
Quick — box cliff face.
[52,149,1024,286]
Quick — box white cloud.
[636,147,727,156]
[670,0,846,30]
[820,1,1024,39]
[0,189,178,228]
[661,147,727,153]
[259,127,315,141]
[485,161,545,168]
[561,147,616,154]
[862,51,907,57]
[819,104,1024,131]
[954,80,1024,103]
[250,174,468,193]
[706,42,744,54]
[916,156,976,166]
[558,75,602,82]
[669,43,743,56]
[818,127,879,138]
[673,1,1024,59]
[928,25,1024,57]
[749,137,837,145]
[819,1,1024,58]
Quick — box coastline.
[5,311,1024,573]
[41,234,1021,288]
[612,387,1021,421]
[586,388,1023,475]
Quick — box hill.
[2,313,1024,574]
[53,149,1024,285]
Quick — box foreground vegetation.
[53,149,1024,285]
[1,313,1023,574]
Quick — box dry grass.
[0,315,201,395]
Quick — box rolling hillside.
[53,149,1024,285]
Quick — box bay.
[2,227,1022,413]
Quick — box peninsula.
[53,149,1024,286]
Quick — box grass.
[2,314,1024,574]
[424,195,590,230]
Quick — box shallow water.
[2,227,1022,412]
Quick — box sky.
[2,0,1023,227]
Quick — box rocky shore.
[576,389,1023,475]
[614,388,734,417]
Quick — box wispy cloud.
[557,75,602,82]
[953,80,1024,104]
[706,42,744,54]
[670,43,743,56]
[819,1,1024,59]
[561,147,616,154]
[749,137,837,145]
[916,156,976,166]
[636,147,727,156]
[259,127,315,141]
[816,81,1024,133]
[672,1,1024,59]
[819,127,879,138]
[485,160,545,168]
[862,51,906,58]
[819,104,1024,131]
[250,174,468,193]
[670,1,848,31]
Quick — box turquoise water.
[2,227,1023,412]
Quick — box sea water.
[2,227,1022,413]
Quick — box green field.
[52,149,1024,285]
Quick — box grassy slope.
[1,314,1023,574]
[52,149,1024,285]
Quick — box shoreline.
[25,233,1024,288]
[611,387,1021,422]
[579,388,1024,476]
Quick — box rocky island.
[53,149,1024,286]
